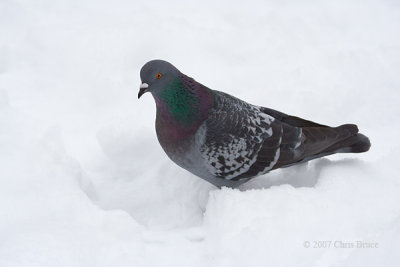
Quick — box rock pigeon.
[138,60,371,188]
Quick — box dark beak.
[138,83,149,99]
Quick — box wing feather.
[199,92,281,180]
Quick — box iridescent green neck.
[155,78,201,125]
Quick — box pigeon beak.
[138,83,149,99]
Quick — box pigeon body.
[139,60,371,188]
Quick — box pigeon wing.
[199,92,286,181]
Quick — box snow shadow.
[83,127,213,228]
[240,157,365,190]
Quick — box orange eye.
[156,72,162,79]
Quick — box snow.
[1,0,400,266]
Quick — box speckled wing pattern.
[199,91,303,182]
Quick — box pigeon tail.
[300,124,370,164]
[323,132,371,154]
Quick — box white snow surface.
[1,0,400,266]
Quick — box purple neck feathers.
[153,75,213,143]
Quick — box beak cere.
[138,83,149,99]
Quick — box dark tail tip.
[337,124,359,136]
[348,133,371,153]
[334,133,371,153]
[332,124,370,153]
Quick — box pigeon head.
[138,60,214,129]
[138,60,180,99]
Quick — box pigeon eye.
[156,73,162,79]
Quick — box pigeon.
[138,60,371,188]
